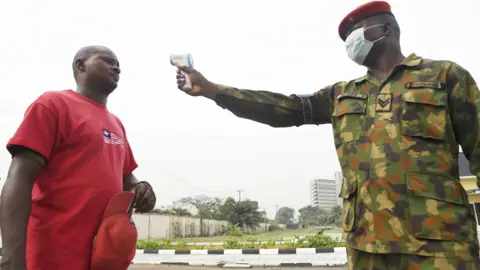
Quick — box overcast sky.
[0,0,476,218]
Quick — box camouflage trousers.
[347,247,480,270]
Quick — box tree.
[177,195,222,235]
[330,205,342,226]
[170,207,192,216]
[177,195,264,232]
[318,208,330,225]
[275,206,295,225]
[176,195,221,219]
[148,208,192,216]
[230,200,263,230]
[148,209,166,215]
[215,197,236,221]
[299,205,339,226]
[298,205,320,226]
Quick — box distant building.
[310,179,337,210]
[248,201,259,209]
[334,171,343,207]
[458,152,480,226]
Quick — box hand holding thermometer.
[170,54,194,91]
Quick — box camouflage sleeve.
[214,84,335,127]
[448,63,480,187]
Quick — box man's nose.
[112,66,121,75]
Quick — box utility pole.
[236,189,244,201]
[274,205,279,216]
[264,208,268,232]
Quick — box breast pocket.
[401,89,448,140]
[332,95,367,145]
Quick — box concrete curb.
[136,247,347,255]
[131,261,348,268]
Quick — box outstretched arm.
[176,66,336,128]
[213,84,334,127]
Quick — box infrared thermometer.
[170,54,194,91]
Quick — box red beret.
[338,1,392,41]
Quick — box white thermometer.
[170,54,194,91]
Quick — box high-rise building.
[459,152,480,227]
[334,171,343,207]
[310,178,338,210]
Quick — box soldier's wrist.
[201,82,222,100]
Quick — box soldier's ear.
[383,23,392,37]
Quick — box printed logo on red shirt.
[102,128,124,147]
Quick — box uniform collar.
[401,53,422,67]
[354,53,423,84]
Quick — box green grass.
[167,227,343,243]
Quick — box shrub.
[285,223,299,230]
[176,239,188,249]
[137,239,162,250]
[135,231,345,250]
[304,234,338,248]
[244,236,258,249]
[224,238,242,249]
[268,224,281,231]
[229,224,243,236]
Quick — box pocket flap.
[339,177,357,199]
[333,96,367,117]
[407,173,468,205]
[402,90,447,106]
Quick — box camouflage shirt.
[214,53,480,261]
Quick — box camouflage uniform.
[213,54,480,269]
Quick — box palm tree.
[231,200,263,231]
[215,197,236,221]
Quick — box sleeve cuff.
[123,163,138,178]
[7,137,51,161]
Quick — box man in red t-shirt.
[0,45,156,270]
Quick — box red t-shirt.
[7,90,138,270]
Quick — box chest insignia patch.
[376,93,393,112]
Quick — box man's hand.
[131,182,156,213]
[176,66,218,99]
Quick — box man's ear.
[75,59,86,72]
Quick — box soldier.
[175,1,480,269]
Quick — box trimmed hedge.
[137,234,346,250]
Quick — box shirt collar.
[354,53,423,84]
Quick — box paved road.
[129,265,347,269]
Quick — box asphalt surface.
[129,266,347,269]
